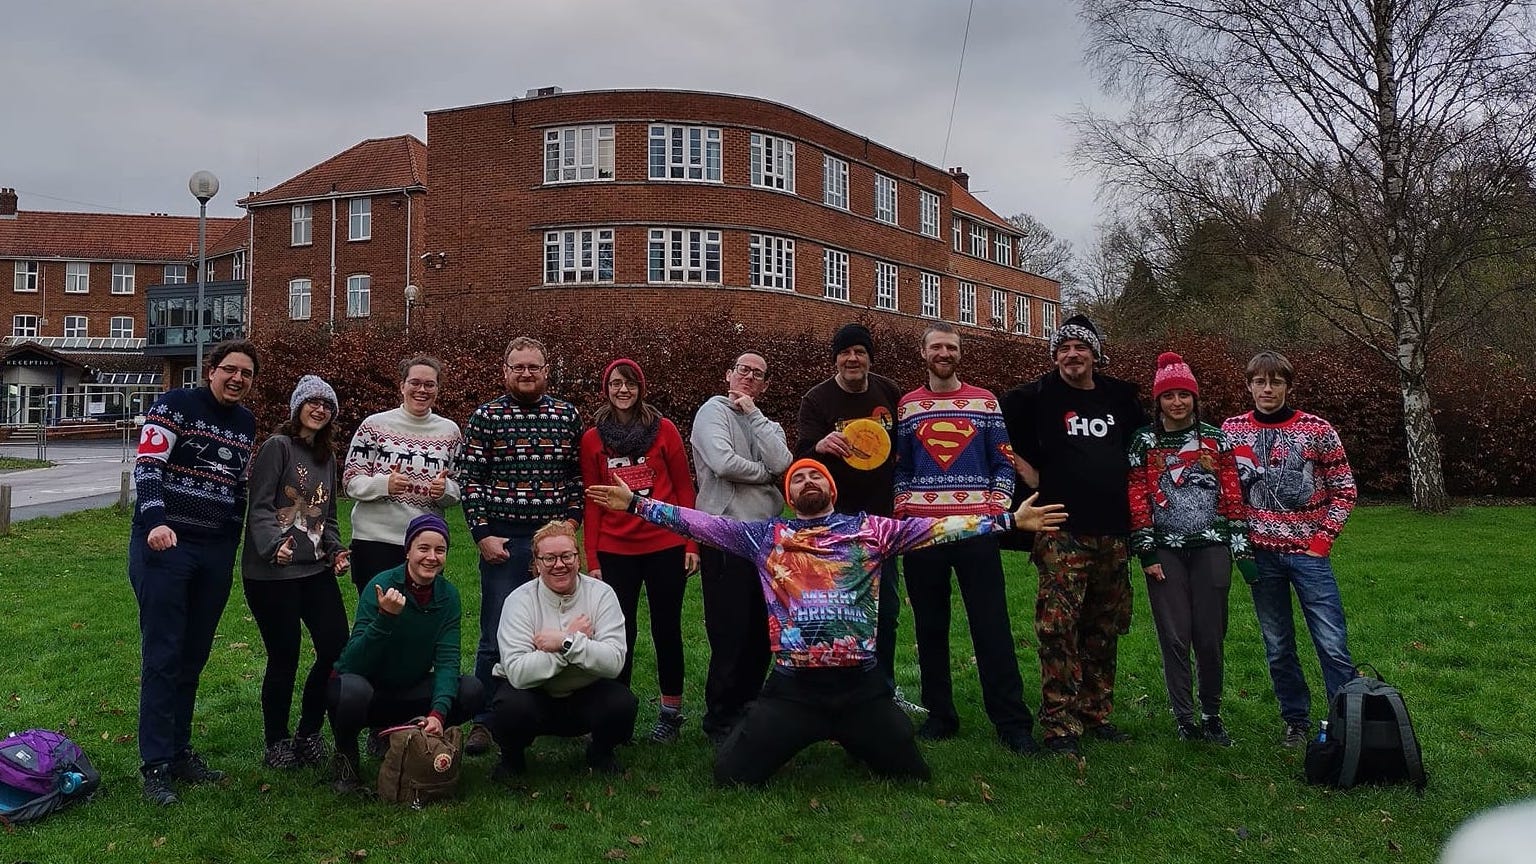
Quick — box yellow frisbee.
[842,418,891,471]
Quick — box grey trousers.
[1146,545,1232,723]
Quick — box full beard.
[794,488,831,513]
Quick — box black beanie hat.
[831,323,875,358]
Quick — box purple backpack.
[0,730,100,825]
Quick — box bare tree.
[1074,0,1536,511]
[1008,212,1080,282]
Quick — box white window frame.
[952,218,963,252]
[12,314,39,337]
[874,174,897,224]
[1014,295,1030,335]
[749,234,795,291]
[110,315,135,338]
[111,263,135,295]
[970,224,988,257]
[647,228,722,284]
[164,264,188,284]
[750,133,796,192]
[823,155,849,210]
[648,125,722,182]
[545,125,616,183]
[200,261,214,284]
[291,204,313,246]
[65,262,90,294]
[823,249,849,301]
[920,190,941,238]
[348,198,371,241]
[13,261,38,293]
[63,315,88,338]
[1043,300,1058,333]
[874,261,898,310]
[288,278,312,320]
[990,288,1008,329]
[543,229,615,284]
[995,233,1013,267]
[182,367,199,389]
[959,282,977,325]
[232,250,246,281]
[346,274,371,318]
[921,273,941,319]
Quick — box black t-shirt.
[795,374,902,516]
[1001,371,1147,535]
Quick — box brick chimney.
[0,188,17,219]
[948,167,969,190]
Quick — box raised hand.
[386,463,409,496]
[375,583,407,615]
[333,549,352,575]
[275,536,295,565]
[1011,492,1067,533]
[815,430,853,459]
[427,469,449,500]
[726,390,757,415]
[584,475,634,512]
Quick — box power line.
[12,189,139,214]
[940,0,976,168]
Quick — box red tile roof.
[950,180,1016,235]
[207,215,250,257]
[0,211,242,262]
[240,135,427,207]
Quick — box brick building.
[412,88,1060,341]
[0,187,239,424]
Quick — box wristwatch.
[560,636,574,655]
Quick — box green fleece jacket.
[336,566,462,717]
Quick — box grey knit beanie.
[289,374,338,418]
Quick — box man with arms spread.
[130,339,260,804]
[894,322,1040,755]
[460,336,584,755]
[1222,351,1357,747]
[1002,315,1147,757]
[689,351,794,744]
[587,459,1067,785]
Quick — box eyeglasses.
[303,399,333,413]
[505,363,548,375]
[213,364,255,379]
[404,379,439,391]
[535,552,579,566]
[731,364,768,380]
[606,380,637,392]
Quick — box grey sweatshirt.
[688,395,792,520]
[241,434,342,581]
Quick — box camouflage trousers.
[1032,532,1132,740]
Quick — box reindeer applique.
[276,464,330,559]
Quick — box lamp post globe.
[404,284,421,334]
[188,171,220,374]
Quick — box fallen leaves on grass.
[152,837,167,848]
[604,850,628,861]
[348,850,367,862]
[627,836,646,846]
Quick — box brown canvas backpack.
[376,723,463,807]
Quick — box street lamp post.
[188,171,220,374]
[405,283,421,335]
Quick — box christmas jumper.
[1126,421,1252,567]
[1220,409,1357,556]
[795,374,902,517]
[460,394,583,541]
[579,419,698,570]
[242,434,342,581]
[133,385,256,538]
[629,495,1016,670]
[342,407,464,545]
[893,382,1014,518]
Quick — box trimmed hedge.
[244,313,1536,497]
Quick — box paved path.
[1,440,137,523]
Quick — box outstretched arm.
[587,478,766,562]
[880,492,1068,556]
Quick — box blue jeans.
[472,527,535,723]
[1250,550,1354,726]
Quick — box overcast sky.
[5,0,1112,250]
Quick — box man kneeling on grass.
[587,458,1067,786]
[488,520,636,778]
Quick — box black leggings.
[242,572,350,745]
[597,546,687,696]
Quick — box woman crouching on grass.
[241,375,351,769]
[326,514,484,792]
[1125,352,1255,746]
[579,358,699,742]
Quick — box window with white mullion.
[288,279,312,320]
[970,223,987,257]
[12,314,39,337]
[13,261,38,292]
[875,261,898,310]
[545,125,616,183]
[164,264,188,284]
[1014,294,1030,335]
[65,262,89,293]
[64,315,88,337]
[647,228,721,284]
[959,281,977,325]
[750,133,796,192]
[348,198,371,241]
[111,263,135,295]
[990,288,1007,329]
[1043,300,1058,332]
[291,204,313,246]
[874,174,897,224]
[544,229,614,284]
[823,249,849,301]
[346,274,371,317]
[823,155,849,209]
[920,191,940,238]
[921,273,941,318]
[995,233,1012,266]
[111,316,134,338]
[648,125,722,182]
[952,218,963,252]
[749,234,795,290]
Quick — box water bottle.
[1317,720,1329,743]
[59,771,84,795]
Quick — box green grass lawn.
[2,506,1532,863]
[0,456,51,471]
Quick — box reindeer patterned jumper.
[241,434,343,581]
[1126,421,1252,567]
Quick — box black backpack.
[1304,665,1427,791]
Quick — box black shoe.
[293,732,328,766]
[142,763,179,806]
[585,746,624,775]
[465,723,494,757]
[170,748,225,784]
[999,730,1041,756]
[915,717,959,741]
[1203,715,1233,747]
[650,709,686,743]
[1281,721,1309,748]
[328,751,362,795]
[1042,734,1080,757]
[263,738,301,769]
[1175,720,1205,742]
[1085,723,1131,743]
[491,750,527,782]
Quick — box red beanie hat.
[1152,351,1199,399]
[601,358,646,397]
[782,458,838,507]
